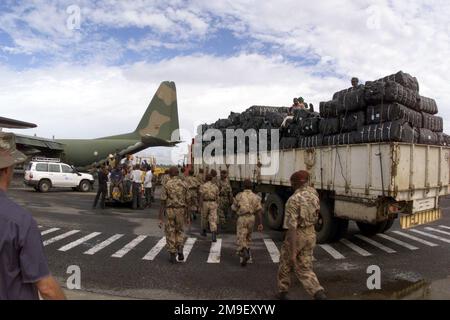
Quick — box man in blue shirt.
[0,133,66,300]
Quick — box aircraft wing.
[0,116,37,129]
[14,133,65,156]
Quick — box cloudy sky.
[1,0,449,164]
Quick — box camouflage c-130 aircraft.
[10,81,181,170]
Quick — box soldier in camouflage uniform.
[159,167,190,263]
[210,169,218,186]
[217,170,233,230]
[277,170,327,300]
[160,169,170,188]
[198,174,220,242]
[231,179,264,267]
[185,170,201,221]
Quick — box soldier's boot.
[276,292,289,300]
[211,232,217,243]
[169,252,177,264]
[247,249,253,264]
[201,229,207,237]
[313,290,327,300]
[177,247,184,262]
[241,248,250,267]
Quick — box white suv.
[24,158,94,193]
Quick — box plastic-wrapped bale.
[246,105,289,117]
[372,71,419,92]
[298,134,323,148]
[228,112,241,126]
[366,103,422,128]
[365,80,419,110]
[242,116,266,131]
[214,118,232,129]
[266,112,285,128]
[299,117,321,136]
[436,133,449,146]
[323,132,354,146]
[417,96,438,115]
[422,112,443,132]
[339,111,365,132]
[279,137,298,149]
[332,87,352,101]
[284,122,301,138]
[293,108,318,122]
[353,120,417,144]
[418,128,438,145]
[319,117,340,135]
[336,87,366,114]
[319,100,339,118]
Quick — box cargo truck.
[193,142,448,243]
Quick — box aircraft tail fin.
[134,81,180,142]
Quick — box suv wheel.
[79,180,91,192]
[39,180,51,193]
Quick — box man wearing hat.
[0,133,66,299]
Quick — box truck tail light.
[29,173,33,179]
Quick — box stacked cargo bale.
[198,105,288,154]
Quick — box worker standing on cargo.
[185,169,201,221]
[159,167,189,263]
[277,170,327,300]
[217,170,233,230]
[351,77,361,90]
[199,174,220,242]
[231,179,264,267]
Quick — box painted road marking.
[439,225,450,230]
[179,238,197,262]
[43,230,80,246]
[142,237,167,261]
[263,239,280,263]
[340,239,372,256]
[84,234,124,255]
[376,233,419,250]
[392,231,438,247]
[112,235,147,258]
[207,239,222,264]
[38,225,43,229]
[355,235,396,253]
[41,227,60,236]
[58,232,102,252]
[319,244,345,260]
[410,229,450,244]
[425,227,450,237]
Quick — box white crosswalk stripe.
[207,239,222,263]
[340,239,372,256]
[425,227,450,237]
[439,225,450,230]
[112,235,147,258]
[179,238,197,262]
[142,237,167,261]
[392,231,438,247]
[319,244,345,260]
[84,234,124,255]
[38,225,43,229]
[263,239,280,263]
[43,230,80,246]
[410,229,450,244]
[376,233,419,250]
[58,232,102,252]
[355,235,396,253]
[41,227,60,236]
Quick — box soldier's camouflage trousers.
[218,198,230,225]
[277,227,324,297]
[201,201,218,232]
[236,214,255,253]
[164,208,186,253]
[187,189,199,212]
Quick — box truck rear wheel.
[356,221,388,236]
[264,193,285,230]
[38,180,51,193]
[316,198,339,244]
[382,218,395,232]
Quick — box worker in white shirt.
[131,164,143,209]
[144,166,153,208]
